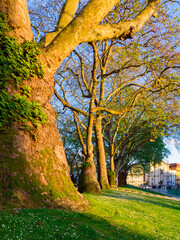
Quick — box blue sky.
[155,1,179,165]
[165,2,180,165]
[165,142,180,164]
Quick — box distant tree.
[117,137,170,186]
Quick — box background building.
[145,161,169,188]
[127,165,144,187]
[169,163,180,187]
[127,162,180,188]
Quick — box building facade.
[145,161,169,187]
[127,165,144,187]
[169,163,180,187]
[127,161,180,188]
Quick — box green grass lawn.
[0,188,179,240]
[124,185,167,196]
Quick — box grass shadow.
[102,189,180,211]
[0,208,157,240]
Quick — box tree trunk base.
[0,123,88,211]
[100,179,110,190]
[0,185,88,211]
[78,168,101,194]
[108,175,116,188]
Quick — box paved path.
[117,188,180,201]
[147,188,180,200]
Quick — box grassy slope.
[0,188,179,240]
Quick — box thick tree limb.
[85,0,161,42]
[56,0,80,31]
[40,0,79,46]
[0,0,33,41]
[45,0,160,71]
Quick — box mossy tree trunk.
[0,0,89,209]
[0,41,88,211]
[95,115,110,189]
[78,158,101,194]
[78,102,101,194]
[109,151,116,188]
[0,0,161,207]
[78,118,101,193]
[105,122,116,188]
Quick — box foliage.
[0,90,46,127]
[0,13,44,87]
[107,170,115,177]
[0,12,46,137]
[133,138,170,169]
[81,162,92,169]
[0,188,179,239]
[114,136,170,174]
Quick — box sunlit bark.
[95,115,110,189]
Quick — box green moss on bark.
[0,127,32,206]
[0,129,86,209]
[78,171,101,194]
[0,12,46,139]
[31,147,80,201]
[100,178,110,190]
[107,170,116,188]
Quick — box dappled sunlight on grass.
[102,189,180,211]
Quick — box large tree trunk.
[78,156,101,194]
[0,101,88,209]
[105,122,116,188]
[95,115,110,189]
[0,0,88,210]
[109,145,116,188]
[78,110,101,194]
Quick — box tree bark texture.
[78,110,101,193]
[78,159,101,194]
[95,116,110,189]
[0,0,88,210]
[105,122,116,188]
[0,0,33,42]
